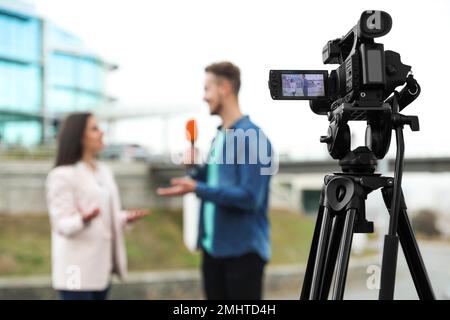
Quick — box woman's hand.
[82,208,100,224]
[126,209,151,223]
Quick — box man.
[302,74,308,97]
[289,78,297,96]
[157,62,273,300]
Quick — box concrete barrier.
[0,258,376,300]
[0,160,291,215]
[0,160,181,214]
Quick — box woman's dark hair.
[55,112,92,167]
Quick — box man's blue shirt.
[189,115,273,261]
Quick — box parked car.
[100,143,150,162]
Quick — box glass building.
[0,0,116,146]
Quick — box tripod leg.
[319,214,346,299]
[309,207,333,300]
[398,207,435,299]
[332,208,356,300]
[300,205,325,299]
[379,234,399,300]
[381,188,435,299]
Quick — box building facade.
[0,0,116,146]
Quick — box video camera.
[270,10,435,301]
[268,10,420,163]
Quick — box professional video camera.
[268,10,435,300]
[269,10,420,164]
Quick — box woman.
[46,112,149,300]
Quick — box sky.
[30,0,450,160]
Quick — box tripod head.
[320,74,421,174]
[313,10,422,172]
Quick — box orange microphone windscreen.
[185,119,197,143]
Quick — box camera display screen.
[281,73,326,97]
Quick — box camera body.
[268,10,411,116]
[268,10,421,162]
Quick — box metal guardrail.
[3,147,450,173]
[0,147,56,161]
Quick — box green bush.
[0,209,315,276]
[411,209,441,237]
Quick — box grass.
[270,210,315,265]
[0,209,316,277]
[0,214,52,275]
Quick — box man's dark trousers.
[202,250,266,300]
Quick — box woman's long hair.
[55,112,92,167]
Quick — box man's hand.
[157,177,197,196]
[126,209,151,223]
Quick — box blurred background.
[0,0,449,299]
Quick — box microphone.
[185,119,198,145]
[183,119,200,252]
[185,119,198,166]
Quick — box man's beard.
[210,101,223,115]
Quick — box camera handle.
[386,73,421,111]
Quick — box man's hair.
[205,61,241,96]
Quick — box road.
[270,241,450,300]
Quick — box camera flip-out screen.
[282,73,326,97]
[269,70,327,100]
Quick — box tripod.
[300,93,435,300]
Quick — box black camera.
[285,11,435,301]
[268,10,421,162]
[268,10,412,115]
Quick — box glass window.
[48,54,104,92]
[0,61,41,112]
[1,120,41,146]
[78,59,102,92]
[48,53,76,87]
[48,53,105,112]
[0,14,40,62]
